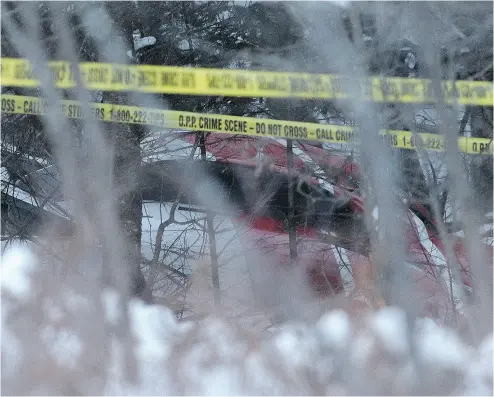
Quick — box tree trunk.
[267,99,310,265]
[103,92,151,302]
[199,132,221,305]
[385,105,432,210]
[286,139,298,265]
[470,106,493,214]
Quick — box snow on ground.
[2,243,492,395]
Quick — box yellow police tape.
[1,94,492,155]
[1,57,492,106]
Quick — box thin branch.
[148,136,200,287]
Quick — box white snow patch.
[318,179,335,195]
[331,246,354,296]
[129,299,177,361]
[1,166,9,180]
[372,206,379,221]
[133,36,156,51]
[274,329,301,357]
[371,307,409,355]
[350,331,376,365]
[1,244,37,301]
[41,326,83,370]
[316,310,351,349]
[331,0,351,8]
[101,288,121,326]
[463,334,494,395]
[416,318,469,368]
[1,326,23,378]
[411,213,465,313]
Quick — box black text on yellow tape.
[1,94,492,155]
[378,130,493,155]
[1,57,492,106]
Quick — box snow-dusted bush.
[2,244,492,395]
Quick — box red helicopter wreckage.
[139,131,493,321]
